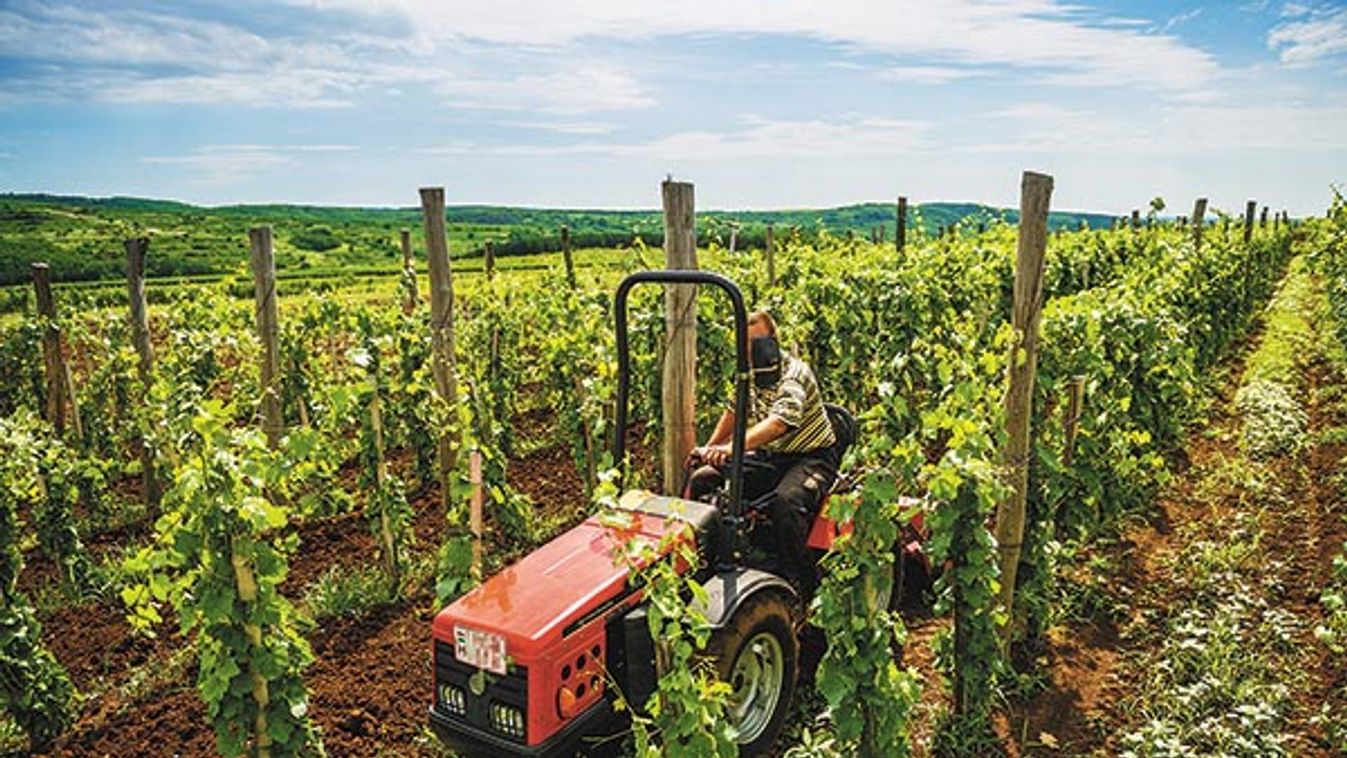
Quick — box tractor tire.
[705,591,798,757]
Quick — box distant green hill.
[0,193,1118,286]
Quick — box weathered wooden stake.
[400,229,418,315]
[661,179,698,493]
[421,187,460,491]
[728,222,740,254]
[1130,209,1140,230]
[62,358,84,444]
[125,238,160,505]
[484,240,496,281]
[1243,200,1257,244]
[32,263,68,435]
[561,225,576,288]
[469,449,484,580]
[369,388,398,578]
[1192,197,1209,251]
[230,551,272,758]
[249,227,284,449]
[994,170,1054,644]
[1260,206,1268,228]
[896,196,908,252]
[765,224,777,287]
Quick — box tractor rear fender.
[694,567,798,631]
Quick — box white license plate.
[454,626,507,675]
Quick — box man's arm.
[695,414,789,467]
[706,409,735,446]
[744,415,788,450]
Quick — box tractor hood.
[432,490,716,659]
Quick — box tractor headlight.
[489,701,525,739]
[439,684,466,716]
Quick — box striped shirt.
[743,352,835,454]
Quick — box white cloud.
[1160,7,1203,33]
[143,149,293,183]
[500,120,616,135]
[424,114,932,160]
[141,144,360,184]
[878,66,982,84]
[0,2,651,112]
[200,144,359,153]
[0,3,271,68]
[310,0,1220,92]
[102,70,365,108]
[438,67,654,113]
[0,0,1233,117]
[1269,6,1347,65]
[966,100,1347,154]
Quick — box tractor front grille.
[433,639,529,744]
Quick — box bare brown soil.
[29,402,609,758]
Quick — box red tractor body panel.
[431,492,703,751]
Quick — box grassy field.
[0,193,1118,287]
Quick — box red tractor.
[428,271,929,756]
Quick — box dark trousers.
[687,448,839,600]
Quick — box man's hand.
[689,444,731,468]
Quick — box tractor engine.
[429,491,718,757]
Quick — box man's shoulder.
[782,352,816,382]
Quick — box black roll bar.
[613,270,750,574]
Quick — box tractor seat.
[824,403,857,460]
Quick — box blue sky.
[0,0,1344,215]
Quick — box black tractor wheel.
[705,592,798,757]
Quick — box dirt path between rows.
[1005,273,1347,756]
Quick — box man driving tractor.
[686,310,838,602]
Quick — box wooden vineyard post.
[125,238,160,505]
[469,450,484,580]
[400,228,418,315]
[484,240,496,281]
[369,387,398,578]
[765,224,777,287]
[1130,209,1140,230]
[230,549,272,758]
[62,347,84,445]
[241,229,283,758]
[31,263,69,436]
[661,179,698,493]
[1192,197,1208,251]
[897,196,908,252]
[420,187,459,496]
[1244,200,1257,244]
[728,222,740,254]
[1260,206,1269,228]
[994,170,1053,644]
[561,224,576,288]
[249,227,284,449]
